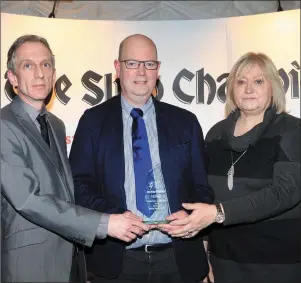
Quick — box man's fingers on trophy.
[125,211,142,221]
[131,226,144,236]
[122,236,130,242]
[132,220,149,232]
[149,224,158,229]
[126,232,136,240]
[119,233,131,242]
[156,224,170,231]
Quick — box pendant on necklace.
[227,165,234,191]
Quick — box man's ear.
[114,59,121,78]
[157,61,161,79]
[7,70,18,87]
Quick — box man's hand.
[107,211,150,242]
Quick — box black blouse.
[205,107,300,265]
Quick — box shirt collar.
[121,94,154,118]
[18,96,48,122]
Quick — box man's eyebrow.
[18,58,52,64]
[18,59,32,64]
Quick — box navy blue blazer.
[69,95,214,281]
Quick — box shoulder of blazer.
[47,112,65,128]
[73,95,122,141]
[153,98,201,136]
[153,97,197,121]
[0,104,18,136]
[80,94,121,125]
[1,103,14,121]
[85,95,121,113]
[1,101,27,130]
[85,95,121,115]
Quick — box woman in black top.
[158,52,300,283]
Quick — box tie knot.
[36,114,47,126]
[130,108,143,119]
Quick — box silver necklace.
[227,150,247,190]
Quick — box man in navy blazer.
[69,34,213,283]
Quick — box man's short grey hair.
[7,34,55,72]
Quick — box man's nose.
[34,65,44,78]
[137,62,146,75]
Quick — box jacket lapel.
[153,98,180,212]
[106,95,126,206]
[11,98,73,202]
[47,116,74,202]
[11,98,55,164]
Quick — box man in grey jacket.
[1,34,150,283]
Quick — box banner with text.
[1,10,300,153]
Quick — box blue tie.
[131,108,156,217]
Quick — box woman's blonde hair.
[226,52,286,114]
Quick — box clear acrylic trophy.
[142,164,171,224]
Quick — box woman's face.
[233,63,272,117]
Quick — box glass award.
[142,164,171,224]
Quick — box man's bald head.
[114,33,160,107]
[118,34,158,60]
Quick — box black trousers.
[70,246,87,283]
[88,246,201,283]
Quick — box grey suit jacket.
[1,97,109,282]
